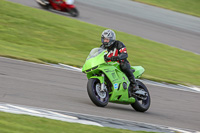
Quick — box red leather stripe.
[120,48,127,53]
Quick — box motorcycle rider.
[37,0,65,5]
[100,29,140,95]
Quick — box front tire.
[131,80,151,112]
[87,78,109,107]
[69,8,79,17]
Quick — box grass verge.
[134,0,200,17]
[0,0,200,86]
[0,111,157,133]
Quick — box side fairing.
[98,65,135,104]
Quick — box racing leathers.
[100,40,138,92]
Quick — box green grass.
[0,111,157,133]
[0,0,200,86]
[134,0,200,17]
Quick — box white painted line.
[179,84,200,92]
[1,103,199,132]
[168,127,197,133]
[58,63,82,72]
[7,104,41,114]
[74,120,103,127]
[0,105,8,109]
[45,110,78,119]
[142,80,200,93]
[0,103,103,127]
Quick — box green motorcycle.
[82,48,150,112]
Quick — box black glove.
[104,54,110,62]
[111,56,120,61]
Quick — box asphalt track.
[0,57,200,131]
[2,0,200,132]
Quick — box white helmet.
[101,29,116,48]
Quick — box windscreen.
[87,48,105,60]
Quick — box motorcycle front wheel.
[69,8,79,17]
[87,78,109,107]
[131,80,151,112]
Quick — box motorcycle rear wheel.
[131,80,151,112]
[87,78,109,107]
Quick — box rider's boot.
[120,61,144,96]
[37,0,49,5]
[129,78,140,95]
[129,78,148,97]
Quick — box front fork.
[100,74,107,92]
[89,74,107,92]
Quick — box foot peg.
[134,89,148,96]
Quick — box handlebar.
[106,57,111,60]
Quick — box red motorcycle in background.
[36,0,79,17]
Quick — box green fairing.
[82,48,144,104]
[132,66,145,78]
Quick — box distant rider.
[100,29,140,95]
[38,0,65,5]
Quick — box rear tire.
[131,80,151,112]
[87,78,109,107]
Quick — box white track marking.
[0,105,8,109]
[168,127,200,133]
[45,110,78,119]
[142,80,200,93]
[0,103,199,132]
[7,104,41,114]
[0,103,103,127]
[58,63,82,72]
